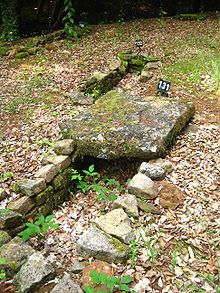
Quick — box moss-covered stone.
[0,230,11,247]
[34,186,54,206]
[60,90,195,160]
[15,51,29,59]
[51,167,72,191]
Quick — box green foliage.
[84,270,136,293]
[62,0,78,45]
[0,0,19,41]
[18,214,59,241]
[2,171,14,181]
[0,257,8,280]
[35,138,55,149]
[129,238,139,267]
[71,165,126,206]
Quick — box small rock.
[139,162,166,180]
[42,155,71,172]
[159,181,185,210]
[0,230,11,247]
[51,274,83,293]
[94,208,133,244]
[128,173,159,200]
[0,188,8,201]
[149,158,173,173]
[71,260,85,273]
[15,251,55,292]
[76,226,129,263]
[7,196,35,215]
[67,91,94,105]
[145,61,161,70]
[15,178,46,197]
[0,237,35,270]
[54,139,76,155]
[112,193,139,218]
[82,260,112,292]
[139,70,153,82]
[108,58,122,71]
[0,209,22,229]
[34,164,57,183]
[137,199,161,215]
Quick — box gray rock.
[54,139,76,155]
[139,70,153,82]
[42,155,71,172]
[0,230,11,247]
[15,178,46,197]
[137,199,161,215]
[67,91,94,106]
[0,188,8,201]
[60,90,194,160]
[94,208,133,244]
[0,237,35,269]
[71,260,85,273]
[149,158,174,174]
[112,193,139,218]
[76,226,130,263]
[128,173,159,199]
[7,196,35,215]
[0,209,22,229]
[34,164,57,183]
[108,58,122,71]
[51,274,83,293]
[15,251,55,292]
[139,162,166,180]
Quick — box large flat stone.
[60,90,194,160]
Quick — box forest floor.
[0,15,220,292]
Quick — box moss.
[15,51,29,59]
[118,52,133,61]
[177,13,207,21]
[0,209,14,215]
[13,180,27,194]
[0,230,11,247]
[109,235,130,254]
[35,186,54,206]
[0,46,11,56]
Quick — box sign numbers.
[157,79,171,97]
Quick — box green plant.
[62,0,78,45]
[129,238,139,267]
[0,0,19,41]
[84,270,136,293]
[71,164,100,193]
[139,230,159,264]
[0,257,7,280]
[18,214,59,241]
[2,172,14,181]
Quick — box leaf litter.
[0,16,220,292]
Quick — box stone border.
[0,139,77,237]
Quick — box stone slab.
[60,90,194,160]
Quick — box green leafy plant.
[0,257,7,280]
[129,238,139,267]
[84,270,136,293]
[62,0,78,45]
[2,171,14,181]
[18,214,59,241]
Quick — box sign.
[157,79,171,97]
[135,40,144,48]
